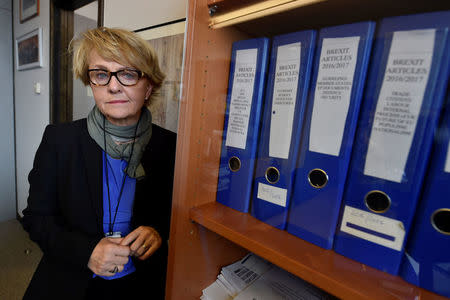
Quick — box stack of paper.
[201,253,272,300]
[201,253,336,300]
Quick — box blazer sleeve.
[22,125,100,272]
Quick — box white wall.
[104,0,186,31]
[14,0,50,216]
[0,0,16,222]
[73,7,97,121]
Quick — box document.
[309,36,360,156]
[269,42,301,159]
[364,29,435,183]
[226,48,258,150]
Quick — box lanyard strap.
[103,115,140,235]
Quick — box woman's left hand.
[120,226,162,260]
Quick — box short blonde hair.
[72,27,165,105]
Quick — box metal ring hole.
[265,167,280,184]
[308,169,328,189]
[431,209,450,235]
[365,190,391,213]
[228,156,241,172]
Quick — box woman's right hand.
[87,237,130,276]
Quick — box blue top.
[98,153,137,280]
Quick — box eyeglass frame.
[87,68,145,86]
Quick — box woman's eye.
[122,71,137,79]
[95,72,108,79]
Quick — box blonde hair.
[72,27,165,105]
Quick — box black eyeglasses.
[88,69,145,86]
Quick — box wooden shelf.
[165,0,450,299]
[190,202,447,300]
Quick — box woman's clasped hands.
[87,226,162,276]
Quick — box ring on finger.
[142,243,147,249]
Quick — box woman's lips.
[108,100,128,104]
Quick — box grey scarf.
[87,106,152,179]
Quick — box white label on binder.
[226,48,258,149]
[445,141,450,173]
[269,42,301,159]
[364,29,435,182]
[309,36,360,156]
[257,182,287,207]
[340,205,406,251]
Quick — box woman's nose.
[107,74,122,92]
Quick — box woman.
[22,27,176,299]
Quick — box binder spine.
[251,30,316,229]
[286,21,376,249]
[334,10,450,275]
[399,77,450,299]
[216,37,270,213]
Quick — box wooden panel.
[190,202,448,300]
[146,33,184,133]
[165,0,251,298]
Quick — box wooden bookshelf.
[189,202,447,300]
[165,0,450,299]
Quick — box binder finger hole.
[364,190,391,213]
[308,169,328,189]
[265,167,280,184]
[431,209,450,235]
[228,156,241,172]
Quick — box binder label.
[269,42,301,159]
[445,141,450,173]
[257,182,287,207]
[309,36,360,156]
[226,48,258,149]
[364,29,435,182]
[340,206,406,251]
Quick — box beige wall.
[104,0,187,31]
[14,0,50,216]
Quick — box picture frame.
[20,0,39,23]
[15,28,43,71]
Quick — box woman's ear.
[145,84,153,100]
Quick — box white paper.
[221,253,272,294]
[269,42,301,159]
[202,281,232,300]
[234,266,332,300]
[340,205,406,251]
[445,141,450,173]
[257,182,288,207]
[309,36,360,156]
[364,29,435,182]
[225,48,258,149]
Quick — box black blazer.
[22,119,176,300]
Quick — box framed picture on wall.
[15,28,43,71]
[20,0,39,23]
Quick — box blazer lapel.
[79,120,103,232]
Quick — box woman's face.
[88,50,152,126]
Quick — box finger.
[129,235,147,256]
[107,242,130,257]
[107,237,124,244]
[112,255,129,266]
[120,229,140,246]
[105,264,125,276]
[138,239,161,261]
